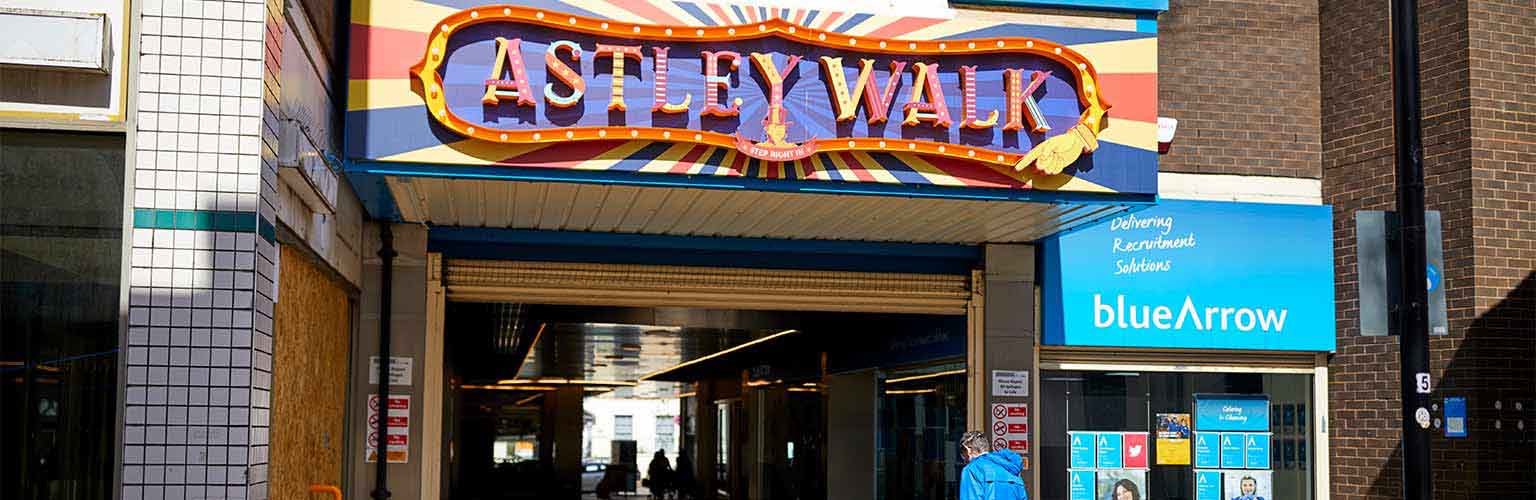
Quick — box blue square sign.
[1070,432,1097,468]
[1193,432,1219,468]
[1244,433,1271,469]
[1096,432,1124,469]
[1195,470,1222,500]
[1219,432,1246,468]
[1445,397,1467,438]
[1069,469,1095,500]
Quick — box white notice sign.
[992,370,1029,397]
[369,356,413,386]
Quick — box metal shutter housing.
[443,259,971,315]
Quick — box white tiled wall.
[124,0,283,498]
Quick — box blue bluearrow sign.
[1042,200,1336,351]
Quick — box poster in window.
[1070,432,1097,468]
[1195,396,1270,432]
[1282,439,1296,470]
[1193,432,1220,468]
[1122,432,1149,469]
[1223,470,1272,500]
[1156,413,1192,465]
[1069,469,1096,500]
[1219,433,1246,468]
[1195,470,1223,500]
[1244,433,1270,469]
[1096,433,1124,469]
[1095,469,1147,500]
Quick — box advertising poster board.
[1069,469,1096,500]
[1095,469,1147,500]
[1196,396,1271,432]
[1222,470,1272,500]
[1096,433,1124,469]
[1219,433,1246,469]
[1122,432,1149,469]
[1195,470,1223,500]
[1156,413,1192,465]
[1194,432,1219,468]
[1071,432,1097,468]
[1244,434,1271,469]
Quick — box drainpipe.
[371,224,396,500]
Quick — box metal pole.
[371,224,397,500]
[1389,1,1433,499]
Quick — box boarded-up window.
[269,245,353,499]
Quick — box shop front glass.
[877,360,968,500]
[1,129,125,499]
[1040,371,1314,500]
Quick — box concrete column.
[346,224,429,499]
[543,386,584,499]
[826,370,877,500]
[983,244,1036,490]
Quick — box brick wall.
[1321,0,1536,498]
[1157,0,1322,178]
[1462,0,1536,490]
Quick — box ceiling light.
[495,378,637,387]
[639,330,800,381]
[884,369,966,385]
[884,388,939,395]
[460,385,557,391]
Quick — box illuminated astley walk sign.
[412,7,1116,175]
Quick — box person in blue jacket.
[958,431,1029,500]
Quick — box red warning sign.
[989,403,1030,468]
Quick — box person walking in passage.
[646,450,674,499]
[958,431,1029,500]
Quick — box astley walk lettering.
[411,6,1114,173]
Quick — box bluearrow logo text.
[1093,294,1289,332]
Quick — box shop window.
[615,415,634,441]
[1040,371,1314,500]
[1,129,125,500]
[656,414,675,452]
[877,360,968,500]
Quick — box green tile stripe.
[257,217,276,244]
[133,208,268,238]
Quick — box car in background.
[582,463,607,492]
